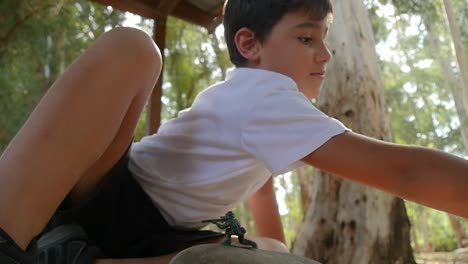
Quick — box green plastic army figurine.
[202,211,257,249]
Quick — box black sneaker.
[0,225,100,264]
[37,224,101,264]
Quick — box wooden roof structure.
[91,0,226,134]
[92,0,225,32]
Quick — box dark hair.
[223,0,333,66]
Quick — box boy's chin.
[298,82,322,99]
[301,89,321,100]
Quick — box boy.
[1,0,468,263]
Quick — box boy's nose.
[316,45,332,64]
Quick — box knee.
[104,27,162,62]
[101,27,162,79]
[254,237,289,253]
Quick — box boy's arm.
[302,131,468,218]
[248,177,286,243]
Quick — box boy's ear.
[234,27,261,63]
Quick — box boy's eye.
[298,37,313,45]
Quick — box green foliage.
[131,16,232,136]
[162,17,231,120]
[457,0,468,24]
[373,5,464,153]
[274,169,312,248]
[453,0,468,70]
[0,0,124,151]
[406,201,458,252]
[391,0,440,18]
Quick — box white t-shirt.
[129,68,347,229]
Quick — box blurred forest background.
[1,0,468,262]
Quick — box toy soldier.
[202,211,257,248]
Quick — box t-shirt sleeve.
[241,88,348,175]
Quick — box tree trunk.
[419,209,432,252]
[448,214,466,248]
[297,166,312,213]
[442,0,468,116]
[425,10,468,249]
[425,20,468,153]
[0,126,5,146]
[292,1,415,263]
[411,223,420,253]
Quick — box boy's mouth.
[310,71,325,80]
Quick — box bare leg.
[0,27,162,250]
[95,236,288,264]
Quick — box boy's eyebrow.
[294,21,322,29]
[293,21,329,36]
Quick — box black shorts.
[48,145,222,258]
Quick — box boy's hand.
[302,131,468,218]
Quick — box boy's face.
[251,11,331,99]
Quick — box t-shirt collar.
[226,67,296,86]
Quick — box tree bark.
[411,223,420,253]
[425,20,468,154]
[419,209,432,252]
[448,214,466,248]
[292,1,415,263]
[296,166,312,213]
[442,0,468,116]
[425,10,468,249]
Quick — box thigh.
[70,72,155,203]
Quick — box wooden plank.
[147,16,167,135]
[91,0,163,18]
[91,0,222,29]
[157,0,182,16]
[172,1,221,29]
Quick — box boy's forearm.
[397,146,468,218]
[303,132,468,219]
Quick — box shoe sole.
[37,225,87,249]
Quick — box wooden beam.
[171,1,220,29]
[212,4,225,16]
[205,4,225,32]
[157,0,182,16]
[147,16,167,135]
[91,0,222,29]
[91,0,163,19]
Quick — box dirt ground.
[416,249,468,264]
